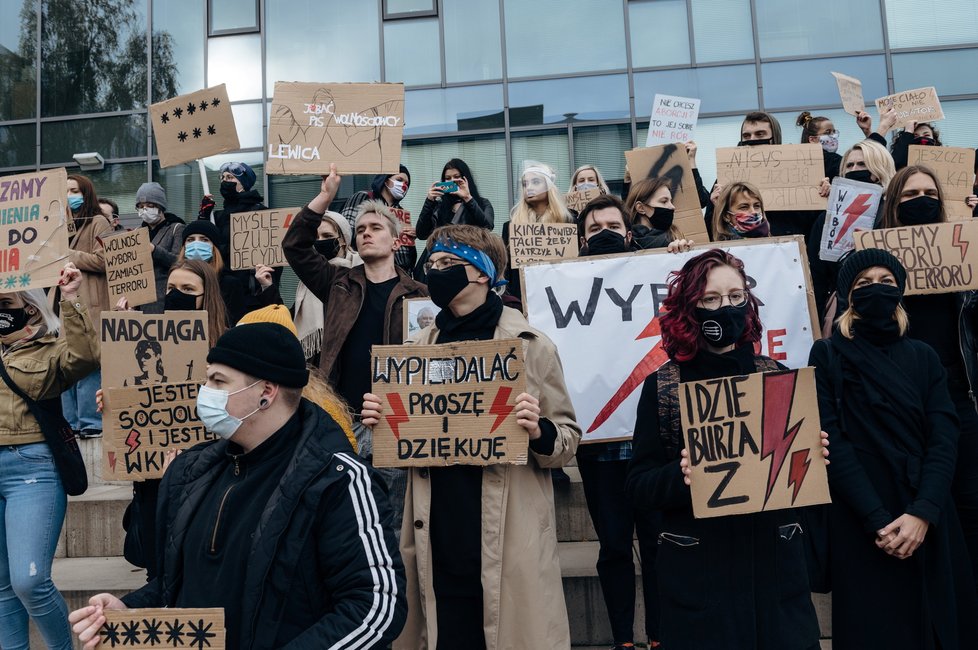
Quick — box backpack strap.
[656,361,683,459]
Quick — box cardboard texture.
[229,207,299,270]
[509,223,579,268]
[716,143,827,211]
[908,145,976,219]
[855,220,978,295]
[819,177,884,262]
[681,367,830,519]
[102,381,212,481]
[831,71,865,115]
[0,168,70,292]
[100,608,225,648]
[521,236,819,444]
[875,86,944,123]
[149,84,239,168]
[103,228,156,307]
[645,94,700,147]
[371,339,529,468]
[564,188,602,213]
[625,144,708,242]
[267,82,405,175]
[403,297,440,337]
[100,311,210,390]
[391,206,415,247]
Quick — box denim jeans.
[0,443,71,650]
[60,368,102,431]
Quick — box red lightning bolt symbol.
[107,451,117,471]
[587,313,669,433]
[489,386,515,433]
[125,429,140,454]
[833,193,873,245]
[953,223,969,262]
[761,371,804,504]
[788,449,811,502]
[384,393,410,439]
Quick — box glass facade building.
[2,0,977,238]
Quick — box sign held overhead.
[149,84,239,168]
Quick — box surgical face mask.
[138,206,161,223]
[388,179,408,200]
[575,182,599,192]
[819,133,839,154]
[67,195,84,211]
[196,380,263,440]
[185,241,213,262]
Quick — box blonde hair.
[355,199,401,238]
[712,182,764,241]
[841,139,896,188]
[511,162,571,224]
[303,367,356,451]
[568,165,610,194]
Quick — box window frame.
[208,0,261,36]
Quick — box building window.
[384,0,438,20]
[208,0,260,35]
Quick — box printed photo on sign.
[522,237,818,444]
[103,228,156,307]
[404,298,440,337]
[149,84,239,168]
[819,177,883,262]
[645,94,700,147]
[0,168,70,292]
[229,207,298,270]
[716,143,827,212]
[99,608,225,649]
[100,311,210,390]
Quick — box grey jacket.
[142,213,186,314]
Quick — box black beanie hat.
[182,220,221,245]
[207,323,309,388]
[836,248,907,297]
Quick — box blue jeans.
[61,369,102,431]
[0,443,71,650]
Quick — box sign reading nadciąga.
[818,177,883,262]
[831,71,865,116]
[267,82,405,175]
[229,207,298,270]
[509,223,579,268]
[680,367,830,519]
[103,229,156,307]
[855,220,978,295]
[100,311,210,390]
[624,144,707,242]
[908,145,976,220]
[100,608,225,649]
[149,84,239,168]
[0,168,70,292]
[716,143,827,211]
[522,237,819,444]
[875,86,944,124]
[371,339,528,468]
[645,94,700,147]
[564,188,602,213]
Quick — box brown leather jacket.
[282,205,428,381]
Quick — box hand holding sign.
[68,594,127,650]
[514,392,542,439]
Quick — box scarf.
[293,251,362,360]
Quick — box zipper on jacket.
[957,299,976,403]
[210,484,235,553]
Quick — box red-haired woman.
[624,249,827,650]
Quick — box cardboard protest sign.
[509,223,579,268]
[100,608,225,648]
[624,144,708,242]
[100,311,209,390]
[681,367,830,518]
[0,168,70,292]
[149,84,239,168]
[522,237,819,444]
[908,145,976,219]
[875,86,944,124]
[819,177,883,262]
[855,220,978,295]
[229,207,299,270]
[103,229,156,307]
[716,143,827,211]
[267,82,405,175]
[371,339,528,468]
[831,71,865,115]
[645,94,701,147]
[565,188,602,213]
[404,297,440,337]
[102,381,213,480]
[391,206,415,247]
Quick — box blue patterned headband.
[431,239,507,288]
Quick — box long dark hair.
[437,158,483,220]
[67,174,102,225]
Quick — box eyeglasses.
[821,130,840,138]
[699,290,749,310]
[423,258,470,274]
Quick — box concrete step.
[554,466,598,542]
[56,484,132,559]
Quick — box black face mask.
[851,284,903,340]
[737,138,772,147]
[912,136,936,146]
[584,229,628,257]
[649,207,675,232]
[220,181,239,202]
[844,170,876,185]
[898,195,942,225]
[313,237,341,260]
[426,264,476,309]
[164,289,200,311]
[0,308,29,336]
[695,304,748,348]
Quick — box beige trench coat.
[394,306,581,650]
[49,214,113,321]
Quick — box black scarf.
[435,291,504,344]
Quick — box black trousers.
[578,457,661,644]
[951,382,978,589]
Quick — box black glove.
[198,196,216,221]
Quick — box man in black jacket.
[68,323,406,650]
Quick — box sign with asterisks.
[0,167,70,292]
[100,609,225,649]
[150,84,240,168]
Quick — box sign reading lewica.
[0,168,70,292]
[371,339,528,468]
[100,608,225,649]
[103,228,156,307]
[645,94,700,147]
[509,223,579,268]
[267,82,405,175]
[680,367,830,519]
[716,143,827,211]
[149,84,239,168]
[855,220,978,295]
[819,177,883,262]
[100,311,210,390]
[229,207,298,270]
[875,86,944,124]
[624,144,707,242]
[908,145,976,220]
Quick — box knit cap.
[207,323,308,388]
[136,182,167,211]
[237,305,298,337]
[836,248,908,296]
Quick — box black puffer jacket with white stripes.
[122,399,407,649]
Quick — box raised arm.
[281,165,343,302]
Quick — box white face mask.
[138,206,161,223]
[575,182,598,192]
[388,180,408,200]
[196,380,262,440]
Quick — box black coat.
[624,346,820,650]
[415,195,494,240]
[122,400,407,649]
